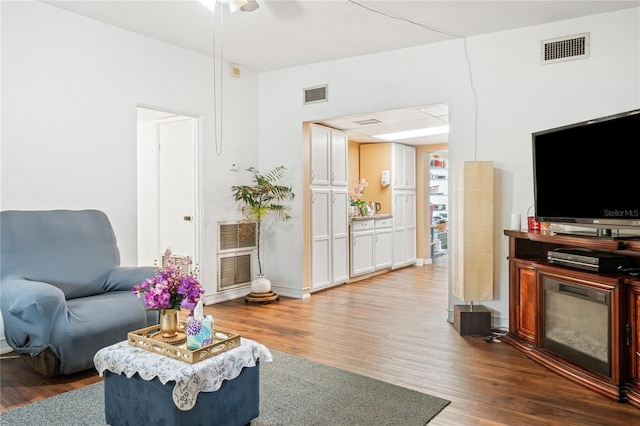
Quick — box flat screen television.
[532,109,640,235]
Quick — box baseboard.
[1,338,12,355]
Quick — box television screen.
[532,109,640,231]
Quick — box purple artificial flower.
[131,247,203,312]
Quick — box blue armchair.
[0,209,157,375]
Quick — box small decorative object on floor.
[132,247,205,333]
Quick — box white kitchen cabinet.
[351,219,375,276]
[310,124,349,291]
[311,189,331,288]
[374,218,392,269]
[351,217,393,276]
[311,189,349,290]
[392,143,416,190]
[392,191,416,268]
[331,190,349,284]
[311,124,347,187]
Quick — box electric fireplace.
[542,276,611,378]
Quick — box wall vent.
[541,33,590,64]
[354,118,381,126]
[218,221,257,252]
[217,221,256,291]
[303,84,328,105]
[218,252,253,291]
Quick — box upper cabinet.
[392,144,416,189]
[310,124,349,292]
[311,124,347,187]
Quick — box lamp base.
[454,305,492,336]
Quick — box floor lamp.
[451,161,494,336]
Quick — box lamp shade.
[451,161,494,302]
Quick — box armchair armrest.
[0,277,66,354]
[103,266,155,293]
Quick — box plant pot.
[251,275,271,294]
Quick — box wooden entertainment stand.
[503,229,640,409]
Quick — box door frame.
[136,105,202,267]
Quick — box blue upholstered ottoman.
[104,362,260,426]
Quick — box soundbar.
[547,248,631,273]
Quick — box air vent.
[217,221,256,291]
[541,33,590,64]
[218,252,253,291]
[353,119,381,126]
[303,84,328,105]
[218,221,257,252]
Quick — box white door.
[158,116,195,257]
[136,107,199,266]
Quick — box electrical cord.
[486,328,508,343]
[347,0,479,160]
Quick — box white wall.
[2,1,639,330]
[257,8,640,325]
[1,1,260,303]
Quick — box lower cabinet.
[374,218,392,269]
[510,261,537,347]
[351,217,393,277]
[311,189,349,291]
[627,279,640,409]
[392,191,416,268]
[351,219,374,276]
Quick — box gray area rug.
[0,349,449,425]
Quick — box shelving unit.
[429,155,448,257]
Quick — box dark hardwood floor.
[2,255,639,424]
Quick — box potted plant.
[231,166,295,295]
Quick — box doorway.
[136,106,201,266]
[316,104,449,265]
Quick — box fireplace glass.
[542,276,610,377]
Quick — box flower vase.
[159,309,179,338]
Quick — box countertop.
[350,214,393,222]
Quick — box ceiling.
[43,0,639,145]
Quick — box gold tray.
[127,321,241,364]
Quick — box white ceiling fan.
[199,0,260,14]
